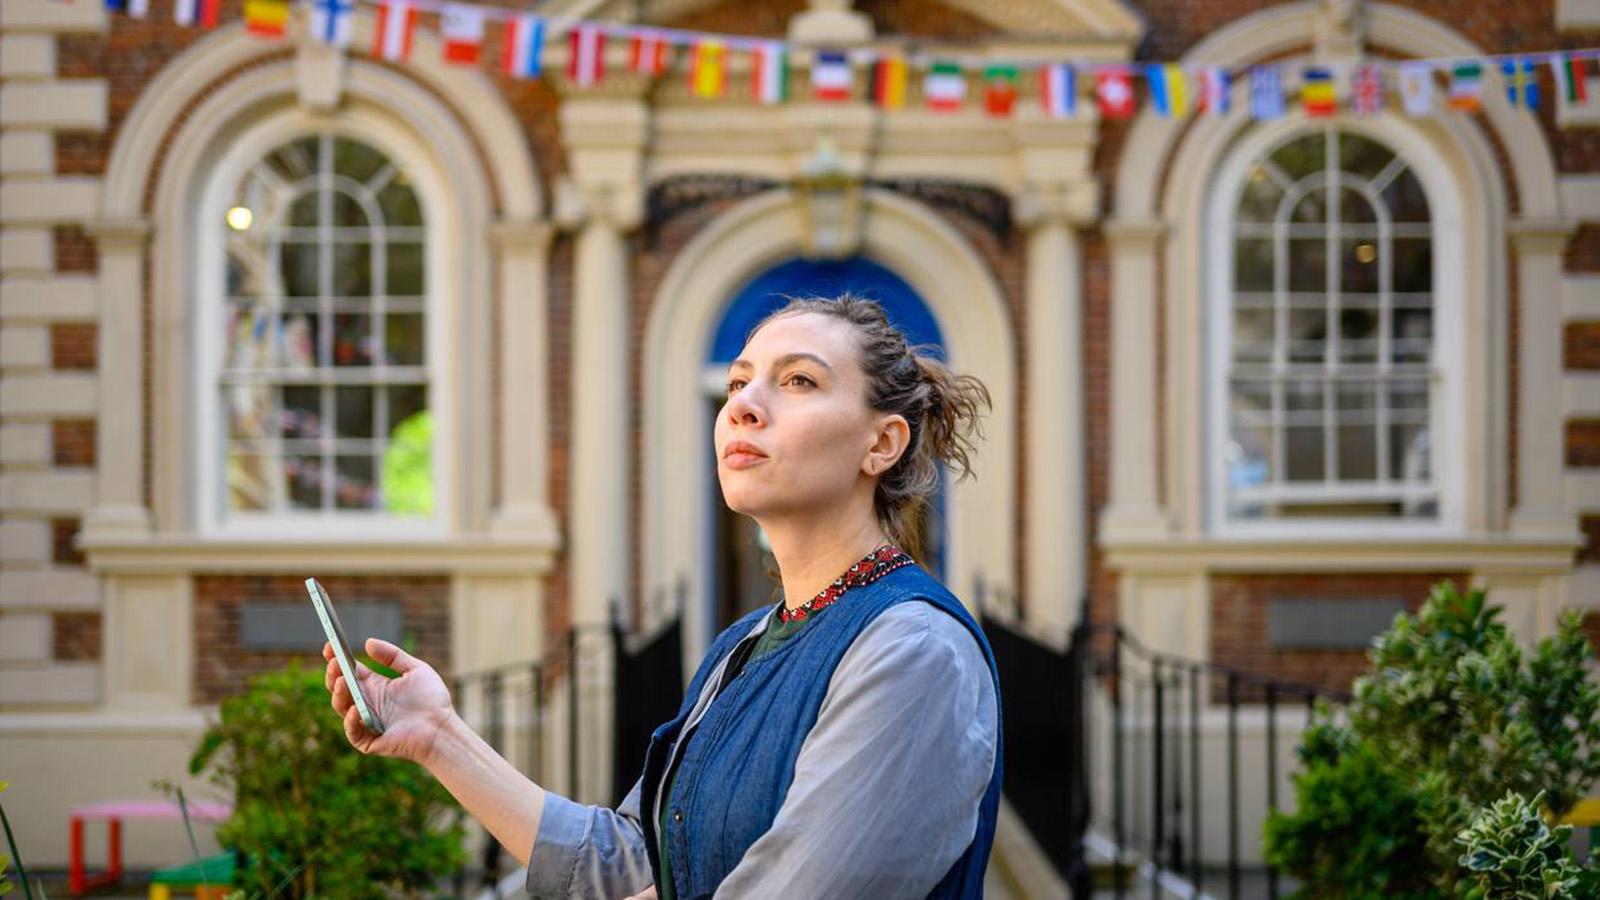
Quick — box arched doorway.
[704,256,947,631]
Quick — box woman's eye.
[725,379,746,394]
[787,374,815,387]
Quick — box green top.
[657,603,806,900]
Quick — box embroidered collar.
[776,544,915,624]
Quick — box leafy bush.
[1265,581,1600,898]
[1456,791,1599,900]
[181,661,465,900]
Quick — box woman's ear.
[863,415,911,476]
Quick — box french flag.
[440,5,485,65]
[569,24,605,87]
[173,0,221,28]
[373,0,418,61]
[1041,63,1075,117]
[502,15,545,80]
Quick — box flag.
[244,0,289,37]
[1146,64,1190,117]
[440,6,484,65]
[568,24,604,87]
[1399,62,1433,115]
[173,0,221,28]
[871,54,908,109]
[128,0,149,18]
[1554,53,1589,104]
[984,64,1018,116]
[311,0,353,47]
[690,40,725,98]
[501,15,544,79]
[631,32,669,76]
[1095,68,1135,118]
[373,0,417,61]
[752,41,789,105]
[812,50,853,101]
[925,60,966,111]
[1502,57,1539,109]
[1301,66,1335,116]
[1196,65,1231,115]
[1041,63,1076,118]
[1249,65,1284,119]
[1450,62,1483,111]
[1351,64,1383,114]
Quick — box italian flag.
[751,42,789,105]
[243,0,288,37]
[925,61,965,111]
[690,40,725,98]
[440,5,485,65]
[373,0,418,62]
[1554,54,1589,104]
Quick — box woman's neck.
[764,517,893,612]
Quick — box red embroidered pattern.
[776,545,915,624]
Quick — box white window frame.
[1205,119,1466,539]
[195,110,454,540]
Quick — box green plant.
[175,661,465,900]
[0,782,30,900]
[1265,581,1600,899]
[1456,791,1599,900]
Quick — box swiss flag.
[1095,68,1136,118]
[440,5,484,65]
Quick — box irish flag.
[373,0,418,62]
[1554,54,1589,104]
[1449,62,1484,111]
[501,15,545,80]
[751,42,789,105]
[173,0,221,28]
[440,5,485,65]
[568,24,605,87]
[925,61,965,111]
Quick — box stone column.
[81,217,152,542]
[489,220,559,541]
[1100,218,1169,543]
[1509,218,1579,539]
[1016,192,1091,638]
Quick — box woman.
[324,294,1003,899]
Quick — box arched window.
[1216,127,1440,525]
[218,134,432,520]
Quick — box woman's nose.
[725,383,766,425]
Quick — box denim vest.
[637,564,1003,900]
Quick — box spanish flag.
[244,0,289,37]
[690,41,726,99]
[871,54,908,109]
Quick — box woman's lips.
[724,451,768,469]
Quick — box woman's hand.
[619,887,658,900]
[323,638,454,765]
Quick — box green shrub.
[1265,581,1600,898]
[1456,790,1599,900]
[181,661,466,900]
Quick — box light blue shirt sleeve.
[522,600,998,900]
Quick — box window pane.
[1285,425,1326,481]
[265,137,319,183]
[378,180,423,226]
[388,384,428,433]
[336,385,374,439]
[1234,239,1274,291]
[335,456,378,510]
[332,243,373,296]
[332,314,373,367]
[1339,307,1380,364]
[226,384,274,440]
[281,385,322,439]
[1382,169,1430,222]
[388,243,425,296]
[1338,133,1395,182]
[332,191,368,228]
[1232,309,1274,363]
[1287,309,1326,364]
[1390,422,1430,482]
[1338,424,1377,481]
[1287,239,1326,292]
[288,193,320,228]
[1340,239,1380,292]
[278,312,319,369]
[280,242,320,296]
[1392,309,1433,365]
[1389,379,1430,413]
[1338,188,1376,224]
[1337,380,1377,419]
[1228,417,1275,489]
[383,402,432,515]
[227,452,275,511]
[1237,169,1283,222]
[1284,378,1325,423]
[227,244,267,297]
[1392,238,1432,293]
[224,305,271,369]
[386,314,425,365]
[285,455,324,509]
[334,137,388,184]
[1291,188,1327,224]
[1270,133,1325,181]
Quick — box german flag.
[871,54,908,109]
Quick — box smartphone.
[305,577,386,736]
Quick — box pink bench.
[69,800,232,895]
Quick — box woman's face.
[714,312,905,524]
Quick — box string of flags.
[95,0,1600,120]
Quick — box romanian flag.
[752,42,789,105]
[690,41,725,98]
[1301,66,1335,116]
[1449,62,1484,111]
[1146,64,1190,117]
[440,5,485,65]
[569,24,605,87]
[925,60,966,111]
[243,0,288,37]
[631,33,669,76]
[1554,53,1589,104]
[1502,57,1539,109]
[1040,63,1075,118]
[173,0,221,28]
[373,0,418,61]
[983,65,1018,116]
[501,15,544,80]
[871,54,908,109]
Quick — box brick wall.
[49,322,96,370]
[191,574,451,704]
[1210,572,1465,698]
[51,419,96,467]
[1569,419,1600,468]
[1568,322,1600,370]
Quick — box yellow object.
[1560,797,1600,826]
